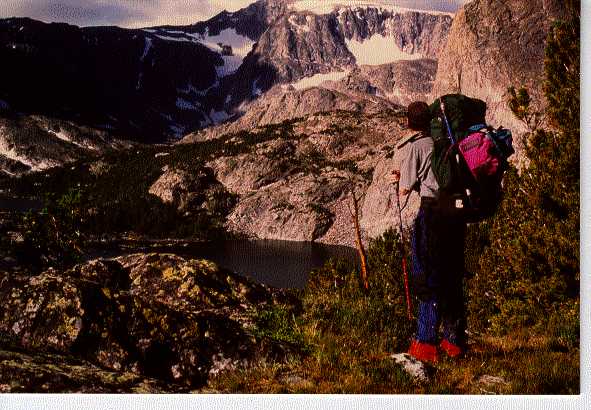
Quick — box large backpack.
[428,94,514,222]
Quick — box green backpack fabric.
[428,94,487,192]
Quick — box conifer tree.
[468,5,580,333]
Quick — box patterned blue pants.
[411,201,467,346]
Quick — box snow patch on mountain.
[199,108,231,128]
[197,27,255,57]
[176,97,199,111]
[0,136,55,171]
[346,34,422,65]
[200,118,212,128]
[288,15,312,33]
[140,36,153,62]
[197,28,255,78]
[195,79,220,96]
[153,34,190,43]
[291,70,350,90]
[215,54,244,77]
[178,83,199,96]
[147,27,255,78]
[291,0,455,16]
[252,78,263,97]
[169,124,186,138]
[137,36,153,88]
[208,109,231,124]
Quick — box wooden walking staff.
[394,178,413,321]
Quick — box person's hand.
[392,170,411,195]
[391,169,400,184]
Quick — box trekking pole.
[439,100,456,145]
[394,180,413,321]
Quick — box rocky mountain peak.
[227,1,452,114]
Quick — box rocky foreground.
[0,253,300,392]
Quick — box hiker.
[392,101,467,363]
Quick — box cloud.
[0,1,469,28]
[362,0,469,12]
[125,0,255,28]
[0,0,254,28]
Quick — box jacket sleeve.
[399,143,419,192]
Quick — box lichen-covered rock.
[0,347,175,393]
[116,253,276,385]
[0,269,83,352]
[118,253,275,309]
[0,253,299,389]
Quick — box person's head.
[407,101,432,132]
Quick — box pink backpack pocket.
[458,132,499,180]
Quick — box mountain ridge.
[0,0,453,174]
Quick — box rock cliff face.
[193,110,416,246]
[0,113,133,175]
[432,0,567,151]
[183,57,437,142]
[184,84,398,141]
[330,59,438,106]
[336,6,451,59]
[233,3,452,100]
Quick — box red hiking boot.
[440,339,464,358]
[408,340,438,363]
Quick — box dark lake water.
[101,240,359,289]
[0,197,43,212]
[0,197,359,289]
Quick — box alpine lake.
[92,239,359,289]
[1,196,359,289]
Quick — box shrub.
[303,229,415,354]
[254,305,307,348]
[14,188,87,272]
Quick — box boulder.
[0,347,173,393]
[0,253,299,388]
[390,353,430,383]
[148,166,225,213]
[1,269,83,352]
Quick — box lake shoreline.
[84,236,360,290]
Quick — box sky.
[0,0,469,28]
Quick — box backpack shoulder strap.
[468,123,488,133]
[396,132,429,149]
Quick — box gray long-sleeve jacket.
[399,133,440,199]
